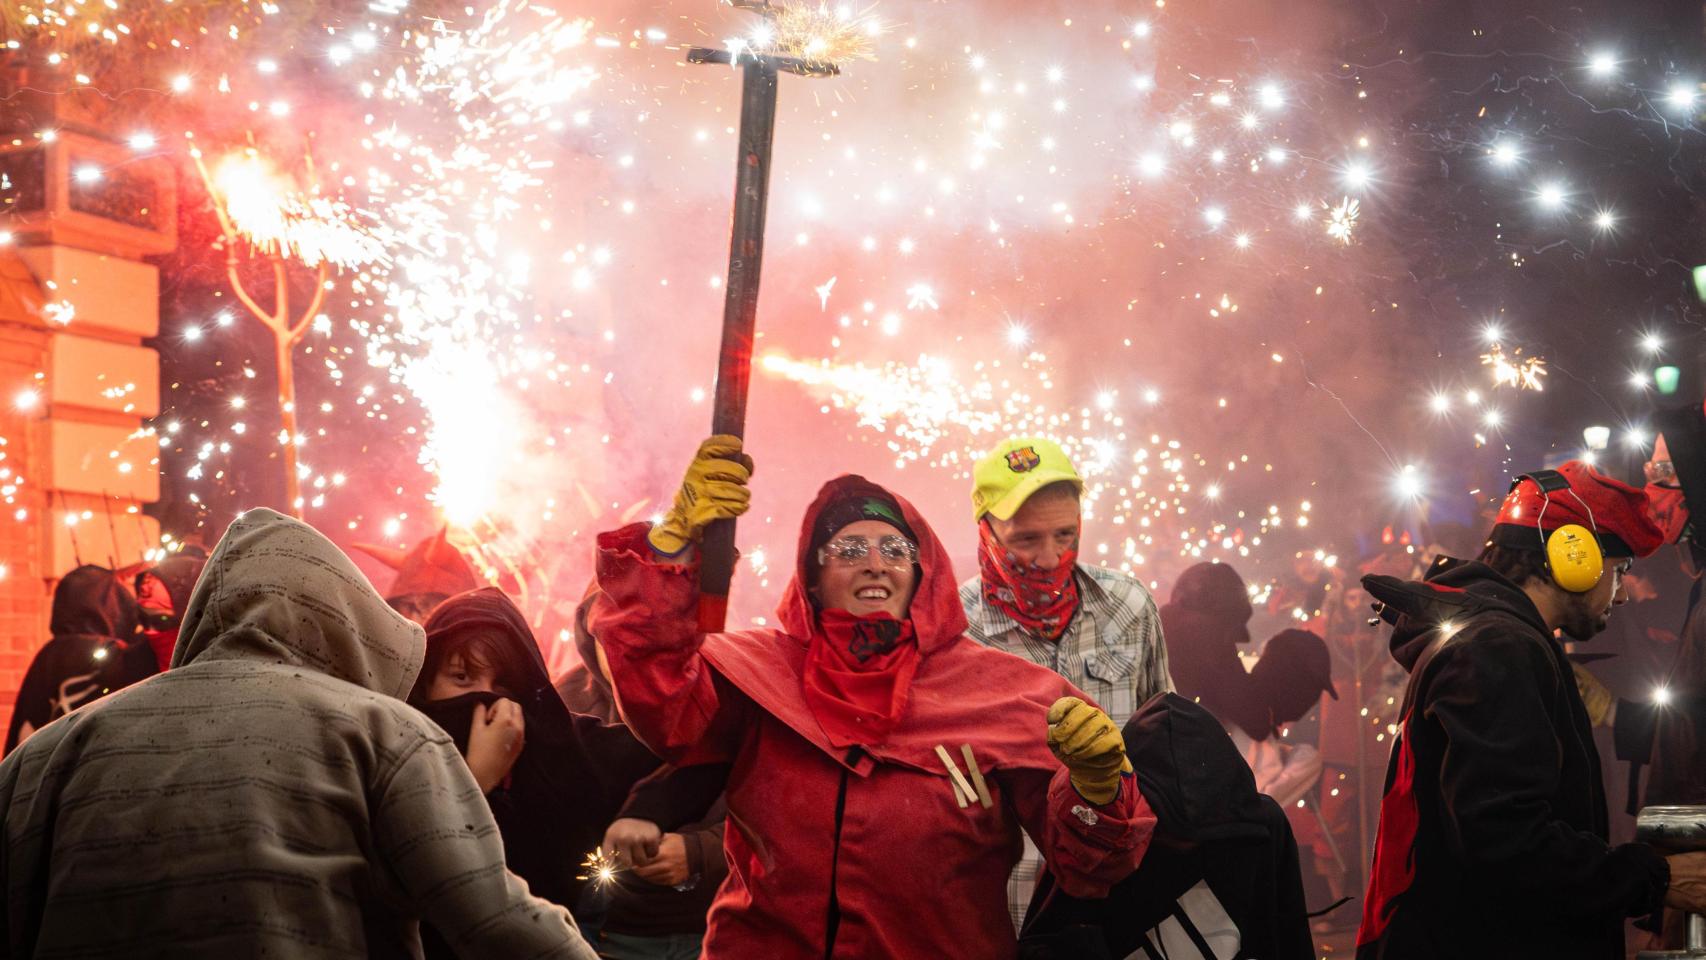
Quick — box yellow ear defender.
[1544,523,1603,593]
[1518,471,1604,593]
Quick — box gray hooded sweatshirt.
[0,508,596,960]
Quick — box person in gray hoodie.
[0,508,596,960]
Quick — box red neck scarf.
[977,520,1081,643]
[802,609,922,748]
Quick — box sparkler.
[210,154,390,272]
[578,846,623,886]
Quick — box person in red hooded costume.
[353,526,482,624]
[589,436,1155,959]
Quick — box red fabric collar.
[802,610,921,748]
[977,520,1081,642]
[145,628,177,673]
[702,627,1077,775]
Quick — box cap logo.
[861,499,905,527]
[1559,529,1591,564]
[1005,446,1041,473]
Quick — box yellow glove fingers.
[1051,706,1117,757]
[1045,696,1131,806]
[687,456,752,485]
[1047,696,1085,726]
[649,437,756,555]
[694,436,755,475]
[696,434,745,457]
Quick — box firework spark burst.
[761,350,1301,568]
[205,152,392,271]
[1481,342,1547,391]
[744,1,881,68]
[1325,197,1359,244]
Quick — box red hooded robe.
[591,475,1154,959]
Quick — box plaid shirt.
[959,563,1173,933]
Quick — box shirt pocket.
[1084,646,1135,685]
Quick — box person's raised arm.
[590,436,754,762]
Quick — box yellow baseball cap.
[970,436,1084,521]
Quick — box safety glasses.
[816,534,919,568]
[1644,459,1678,485]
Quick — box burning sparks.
[1481,342,1547,391]
[205,153,390,271]
[747,2,881,68]
[1324,197,1359,244]
[759,350,1283,566]
[5,0,1671,659]
[578,847,622,885]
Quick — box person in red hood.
[354,526,482,624]
[134,553,209,673]
[589,436,1156,959]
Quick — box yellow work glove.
[1572,662,1616,727]
[647,435,755,556]
[1046,696,1132,806]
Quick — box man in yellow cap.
[963,436,1174,931]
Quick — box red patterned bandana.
[1646,483,1690,545]
[977,519,1081,643]
[802,609,922,748]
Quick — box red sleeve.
[589,523,748,763]
[1002,765,1155,898]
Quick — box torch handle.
[698,58,781,634]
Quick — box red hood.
[776,475,969,652]
[353,525,481,600]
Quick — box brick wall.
[0,259,51,738]
[0,84,175,745]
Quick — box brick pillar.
[0,258,50,725]
[0,80,176,737]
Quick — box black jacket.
[553,584,731,937]
[1019,693,1314,960]
[5,566,145,755]
[1357,560,1669,960]
[410,588,659,956]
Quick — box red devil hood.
[702,475,1076,776]
[353,526,480,601]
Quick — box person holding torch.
[588,436,1155,959]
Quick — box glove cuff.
[647,524,693,557]
[1070,773,1124,807]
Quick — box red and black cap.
[1488,460,1664,560]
